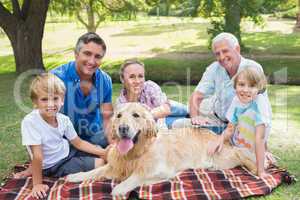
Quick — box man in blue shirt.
[51,32,113,147]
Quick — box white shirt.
[21,110,78,169]
[195,56,271,122]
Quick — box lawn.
[0,73,299,199]
[0,16,299,199]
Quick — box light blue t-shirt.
[226,95,271,150]
[195,57,267,121]
[51,61,112,146]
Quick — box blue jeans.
[197,125,227,135]
[80,133,108,148]
[165,100,189,128]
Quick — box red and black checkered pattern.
[0,165,293,200]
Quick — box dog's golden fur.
[67,103,257,196]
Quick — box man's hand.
[207,135,224,156]
[191,116,210,126]
[31,183,49,199]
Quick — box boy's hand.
[31,183,49,199]
[208,135,224,156]
[258,170,270,179]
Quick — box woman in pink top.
[116,59,188,128]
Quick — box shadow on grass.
[244,31,300,55]
[111,22,208,37]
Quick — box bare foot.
[13,165,32,178]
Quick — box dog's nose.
[119,124,129,135]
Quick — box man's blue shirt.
[51,61,112,145]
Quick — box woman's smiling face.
[122,63,145,95]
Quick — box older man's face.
[212,40,241,73]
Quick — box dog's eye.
[132,113,140,118]
[117,113,122,118]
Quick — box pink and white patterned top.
[116,80,168,109]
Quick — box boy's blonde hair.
[30,73,66,101]
[233,67,267,93]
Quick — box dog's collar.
[132,130,141,144]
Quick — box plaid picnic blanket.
[0,164,294,200]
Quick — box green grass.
[0,73,299,199]
[0,17,300,198]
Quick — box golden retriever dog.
[67,103,257,196]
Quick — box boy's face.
[235,74,259,104]
[33,90,64,120]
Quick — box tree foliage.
[199,0,288,48]
[50,0,147,32]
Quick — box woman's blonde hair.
[233,67,267,93]
[30,73,66,101]
[119,59,145,82]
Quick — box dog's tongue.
[117,139,134,155]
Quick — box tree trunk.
[0,0,49,73]
[6,24,44,73]
[190,0,201,17]
[165,0,170,16]
[295,0,300,29]
[87,0,96,32]
[224,0,242,46]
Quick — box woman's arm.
[30,145,49,199]
[151,103,171,119]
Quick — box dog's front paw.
[66,172,84,182]
[111,184,129,196]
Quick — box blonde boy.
[20,73,107,199]
[208,67,272,178]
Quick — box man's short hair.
[75,32,106,54]
[212,32,239,49]
[30,73,66,102]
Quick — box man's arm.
[189,91,208,125]
[101,103,113,143]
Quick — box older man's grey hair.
[212,32,239,49]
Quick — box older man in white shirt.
[173,32,272,134]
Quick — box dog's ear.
[110,115,118,140]
[145,113,158,138]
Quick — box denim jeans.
[165,100,189,128]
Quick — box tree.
[51,0,146,32]
[0,0,50,73]
[295,0,300,29]
[201,0,287,48]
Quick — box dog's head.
[111,103,157,155]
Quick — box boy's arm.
[208,123,235,155]
[30,145,49,199]
[70,136,106,158]
[255,124,268,178]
